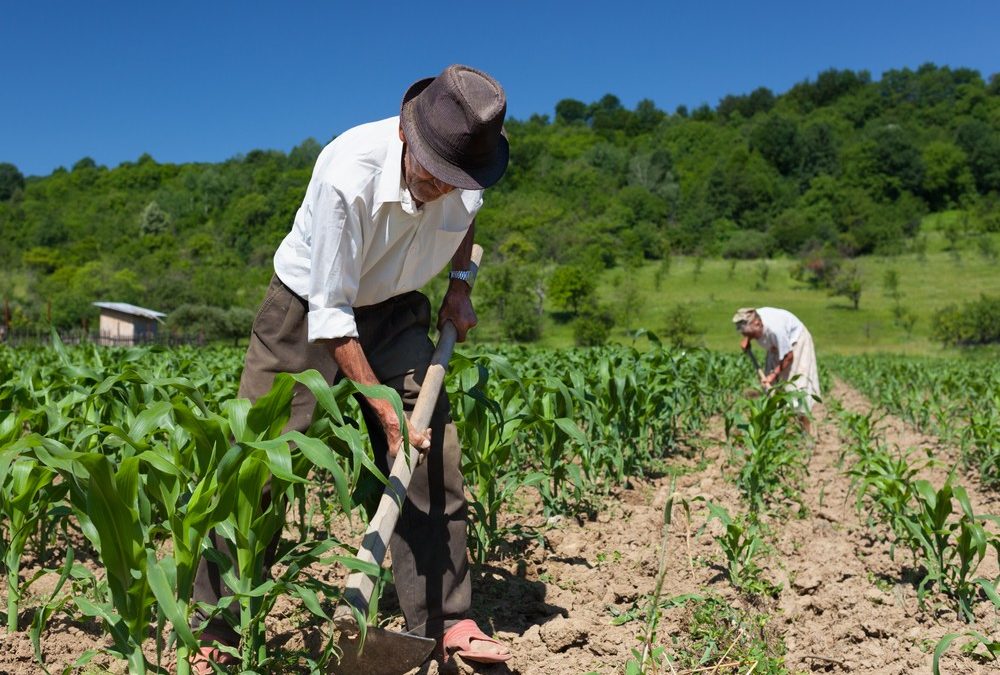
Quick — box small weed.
[666,595,786,674]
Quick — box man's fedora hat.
[400,64,509,190]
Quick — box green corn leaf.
[286,432,352,513]
[144,551,198,648]
[246,373,295,438]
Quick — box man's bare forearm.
[328,337,380,387]
[449,220,475,273]
[327,336,429,454]
[775,351,794,378]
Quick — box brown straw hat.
[400,64,509,190]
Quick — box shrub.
[721,229,776,259]
[573,305,615,346]
[932,295,1000,346]
[661,303,703,348]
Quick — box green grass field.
[490,219,1000,356]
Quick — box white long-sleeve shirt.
[755,307,805,360]
[273,116,483,342]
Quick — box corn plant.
[846,444,927,556]
[901,480,1000,622]
[830,354,1000,481]
[963,392,1000,488]
[845,424,1000,621]
[449,354,539,561]
[698,501,778,597]
[0,445,65,631]
[834,406,886,468]
[523,376,590,514]
[184,370,392,672]
[23,434,160,674]
[934,630,999,675]
[724,387,807,514]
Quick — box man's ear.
[398,126,406,142]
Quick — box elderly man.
[733,307,820,431]
[190,64,511,672]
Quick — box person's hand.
[740,336,751,351]
[372,400,431,457]
[760,372,776,388]
[438,283,477,342]
[400,418,431,457]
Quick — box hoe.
[330,246,483,675]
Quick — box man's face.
[399,128,457,204]
[744,315,764,339]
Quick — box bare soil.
[2,380,998,675]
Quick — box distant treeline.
[0,62,998,333]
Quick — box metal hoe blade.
[330,617,436,675]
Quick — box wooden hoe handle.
[340,245,483,618]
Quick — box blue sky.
[2,1,997,177]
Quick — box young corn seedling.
[450,354,537,562]
[846,440,923,540]
[699,501,779,597]
[933,630,999,675]
[0,445,64,632]
[963,394,1000,488]
[726,386,807,515]
[525,376,590,515]
[902,480,1000,622]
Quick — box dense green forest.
[1,63,998,341]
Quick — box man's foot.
[442,619,512,664]
[188,645,239,675]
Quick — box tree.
[613,273,644,334]
[956,121,1000,193]
[828,264,863,310]
[72,157,97,172]
[921,140,973,209]
[589,94,630,133]
[629,99,665,135]
[863,125,924,199]
[573,305,615,346]
[166,304,227,340]
[932,295,1000,346]
[718,87,775,120]
[547,266,596,315]
[0,163,25,200]
[140,201,172,236]
[555,98,588,125]
[479,260,544,343]
[661,303,702,348]
[288,138,322,169]
[882,269,900,301]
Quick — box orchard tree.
[548,265,596,315]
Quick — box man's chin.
[407,183,447,204]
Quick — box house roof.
[92,302,167,321]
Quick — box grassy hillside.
[494,220,1000,355]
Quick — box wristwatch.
[449,268,477,287]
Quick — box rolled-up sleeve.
[307,182,363,342]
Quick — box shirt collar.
[373,122,422,216]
